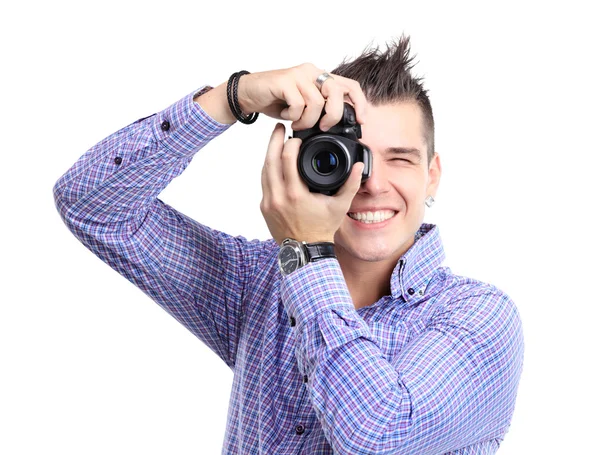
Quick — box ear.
[426,152,442,197]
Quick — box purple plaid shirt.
[53,87,524,454]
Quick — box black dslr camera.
[292,103,372,195]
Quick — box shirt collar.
[390,223,446,304]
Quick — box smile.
[347,210,397,224]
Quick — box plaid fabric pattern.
[53,88,524,454]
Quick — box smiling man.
[337,101,440,310]
[53,35,524,454]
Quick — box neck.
[335,246,400,310]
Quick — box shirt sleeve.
[53,87,271,369]
[280,258,524,454]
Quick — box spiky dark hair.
[331,34,435,164]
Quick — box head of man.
[331,35,441,266]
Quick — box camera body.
[292,103,372,195]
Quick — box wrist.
[236,73,254,116]
[277,238,337,277]
[226,71,259,124]
[194,82,237,125]
[278,236,334,245]
[305,238,334,244]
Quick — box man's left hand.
[260,123,364,245]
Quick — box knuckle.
[291,99,304,109]
[304,85,323,102]
[259,200,268,212]
[271,196,283,209]
[306,99,324,115]
[286,67,301,81]
[290,105,306,120]
[288,191,299,203]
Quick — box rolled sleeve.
[280,258,354,326]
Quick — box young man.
[53,36,524,454]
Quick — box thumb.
[336,162,364,200]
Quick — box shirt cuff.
[149,86,233,157]
[280,258,355,330]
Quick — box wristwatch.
[277,238,336,276]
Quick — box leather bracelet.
[226,71,259,124]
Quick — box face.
[334,101,441,263]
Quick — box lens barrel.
[298,135,351,193]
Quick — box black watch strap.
[304,242,336,262]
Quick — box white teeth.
[348,210,396,223]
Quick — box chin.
[336,224,419,264]
[335,234,398,263]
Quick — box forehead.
[357,101,426,157]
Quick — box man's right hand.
[196,63,368,131]
[238,63,368,131]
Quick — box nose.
[357,153,389,196]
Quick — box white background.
[2,1,599,453]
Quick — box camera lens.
[312,150,338,175]
[297,135,352,195]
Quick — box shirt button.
[303,375,308,383]
[295,424,305,435]
[114,156,122,165]
[161,120,170,131]
[289,316,296,327]
[408,288,415,295]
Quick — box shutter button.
[295,424,305,435]
[161,120,170,131]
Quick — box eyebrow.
[384,147,422,163]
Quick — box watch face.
[279,245,300,275]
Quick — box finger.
[280,137,304,190]
[330,74,368,124]
[291,80,325,131]
[280,84,306,121]
[264,123,286,195]
[335,162,364,201]
[343,79,368,124]
[318,82,344,131]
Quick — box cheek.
[390,172,425,208]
